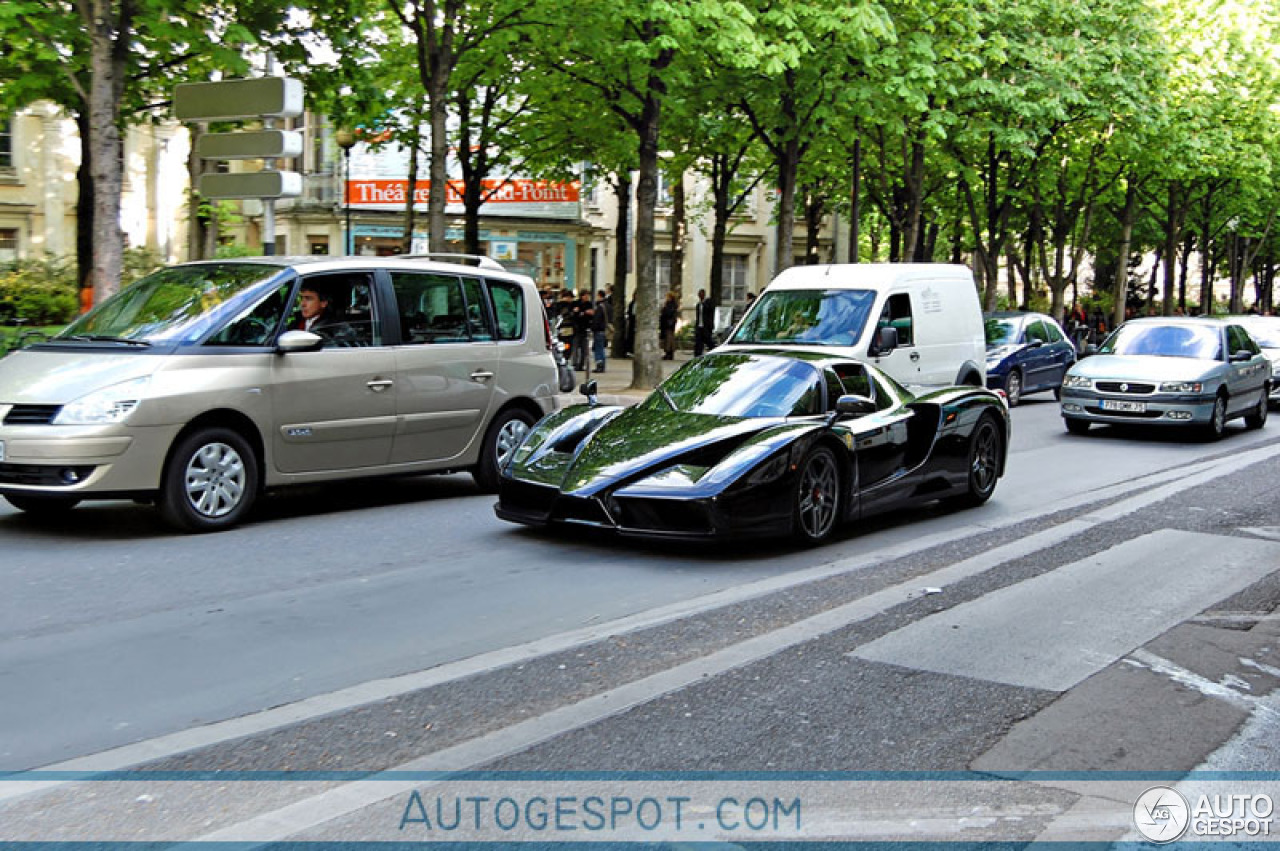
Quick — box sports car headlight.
[53,376,148,425]
[1159,381,1203,393]
[1062,375,1092,389]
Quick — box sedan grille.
[1095,381,1155,395]
[3,404,61,425]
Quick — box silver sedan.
[1059,317,1270,439]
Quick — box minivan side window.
[877,293,914,346]
[207,280,294,346]
[488,279,526,341]
[391,272,472,344]
[284,272,380,347]
[460,277,494,341]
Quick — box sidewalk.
[553,350,694,408]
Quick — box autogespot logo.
[1135,786,1191,843]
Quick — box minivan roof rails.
[399,253,506,272]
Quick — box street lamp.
[334,127,356,256]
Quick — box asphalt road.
[3,397,1280,842]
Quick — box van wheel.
[473,408,536,492]
[4,493,81,515]
[158,426,259,533]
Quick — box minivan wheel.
[158,426,259,533]
[473,408,536,492]
[4,493,81,515]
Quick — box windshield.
[985,317,1019,347]
[1100,323,1222,360]
[58,263,289,345]
[655,353,824,418]
[729,289,876,347]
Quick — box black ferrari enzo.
[495,350,1010,543]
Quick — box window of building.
[0,119,12,171]
[655,251,673,291]
[722,254,748,304]
[655,172,674,209]
[309,236,330,255]
[0,228,17,261]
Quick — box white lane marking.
[3,441,1278,808]
[850,531,1280,691]
[1128,650,1280,715]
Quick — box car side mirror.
[276,329,323,353]
[1027,339,1043,348]
[1230,349,1253,363]
[870,325,898,357]
[835,394,877,418]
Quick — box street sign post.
[174,78,304,122]
[195,130,304,160]
[175,76,307,254]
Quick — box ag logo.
[1134,786,1190,843]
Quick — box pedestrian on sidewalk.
[571,290,593,370]
[693,288,715,356]
[660,291,679,360]
[591,288,611,372]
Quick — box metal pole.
[344,148,352,256]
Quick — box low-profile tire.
[158,426,259,533]
[473,408,537,492]
[1245,389,1269,430]
[1202,393,1228,441]
[791,444,842,544]
[946,415,1003,508]
[1004,370,1023,407]
[4,493,81,516]
[1064,418,1091,435]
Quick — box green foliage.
[215,243,258,259]
[0,257,79,324]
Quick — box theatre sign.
[344,143,579,219]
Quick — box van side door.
[387,271,499,465]
[869,292,921,382]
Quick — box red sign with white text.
[346,178,579,216]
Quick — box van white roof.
[765,263,973,290]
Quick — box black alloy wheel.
[947,415,1002,507]
[792,445,841,544]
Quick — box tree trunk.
[773,135,799,276]
[631,92,663,391]
[670,175,686,297]
[403,121,422,253]
[610,174,631,358]
[848,135,861,263]
[75,112,94,297]
[86,0,130,305]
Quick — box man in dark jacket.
[571,290,593,370]
[591,289,611,372]
[693,288,715,356]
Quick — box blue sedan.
[1060,317,1270,439]
[984,311,1076,406]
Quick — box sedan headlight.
[53,376,149,425]
[1062,375,1092,389]
[1159,381,1203,393]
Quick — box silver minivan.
[0,255,559,531]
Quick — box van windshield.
[728,289,876,347]
[59,263,289,346]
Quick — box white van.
[719,263,986,388]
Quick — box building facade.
[2,103,835,326]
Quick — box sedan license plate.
[1101,399,1146,413]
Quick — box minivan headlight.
[1062,375,1092,389]
[1159,381,1203,393]
[53,376,149,425]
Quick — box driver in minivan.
[293,284,333,332]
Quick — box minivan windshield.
[1099,322,1222,360]
[728,289,876,347]
[59,263,289,345]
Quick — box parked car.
[719,264,987,388]
[0,255,559,531]
[983,311,1076,406]
[1231,315,1280,407]
[495,350,1009,544]
[1059,317,1270,439]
